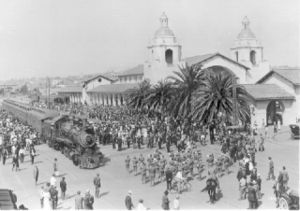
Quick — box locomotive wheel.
[279,196,290,209]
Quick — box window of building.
[165,49,173,65]
[250,50,256,65]
[235,51,239,62]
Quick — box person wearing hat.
[161,190,170,210]
[125,190,134,210]
[165,166,173,190]
[83,189,94,210]
[256,174,262,199]
[267,157,275,180]
[247,182,257,209]
[136,199,147,210]
[93,173,101,198]
[74,191,83,210]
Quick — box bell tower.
[144,13,182,83]
[231,16,263,68]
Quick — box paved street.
[0,127,299,209]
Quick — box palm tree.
[192,71,252,143]
[126,80,151,111]
[144,80,174,118]
[167,63,206,124]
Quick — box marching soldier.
[132,157,138,176]
[149,164,155,186]
[125,155,130,172]
[141,162,147,184]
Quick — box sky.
[0,0,299,80]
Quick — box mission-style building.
[58,13,300,127]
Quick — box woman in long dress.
[43,191,51,210]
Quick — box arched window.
[250,50,256,65]
[165,49,173,65]
[235,51,239,62]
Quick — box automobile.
[289,124,300,139]
[0,189,17,210]
[279,188,299,210]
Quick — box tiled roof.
[117,65,144,76]
[183,53,249,70]
[257,67,300,85]
[273,68,300,85]
[57,86,82,93]
[242,84,295,100]
[88,83,139,94]
[183,53,214,66]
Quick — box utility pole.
[46,77,51,109]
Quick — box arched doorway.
[165,49,173,64]
[266,100,284,125]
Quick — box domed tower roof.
[149,12,180,47]
[154,12,175,38]
[232,16,262,48]
[237,16,256,40]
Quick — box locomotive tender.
[2,99,104,169]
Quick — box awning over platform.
[87,83,139,94]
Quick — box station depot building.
[58,14,300,127]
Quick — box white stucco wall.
[144,61,179,84]
[251,99,296,127]
[86,77,111,90]
[294,85,300,120]
[201,56,248,83]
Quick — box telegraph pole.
[46,77,51,109]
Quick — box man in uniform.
[60,177,67,200]
[267,157,275,180]
[125,190,134,210]
[125,155,130,172]
[247,182,257,209]
[149,164,155,186]
[93,174,101,198]
[141,162,147,184]
[165,166,173,190]
[132,157,138,176]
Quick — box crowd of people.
[0,110,38,168]
[1,100,294,209]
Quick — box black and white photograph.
[0,0,299,210]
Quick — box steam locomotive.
[2,99,104,169]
